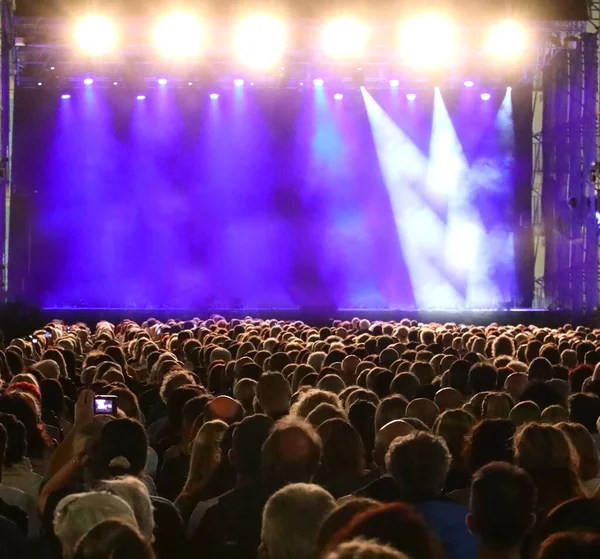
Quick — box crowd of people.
[1,316,600,558]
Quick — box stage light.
[61,94,71,99]
[83,78,93,85]
[188,82,193,85]
[157,78,167,85]
[209,93,219,99]
[333,93,343,100]
[235,16,286,69]
[154,14,203,59]
[399,15,456,68]
[113,82,118,86]
[37,82,42,86]
[389,79,400,87]
[406,93,416,100]
[322,18,367,59]
[487,20,526,60]
[481,92,491,101]
[313,78,324,86]
[136,95,146,100]
[234,78,244,86]
[75,16,117,54]
[464,80,474,87]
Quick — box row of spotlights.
[75,15,528,69]
[60,91,496,100]
[68,77,487,89]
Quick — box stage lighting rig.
[486,20,527,60]
[75,16,117,55]
[154,14,204,59]
[399,15,457,69]
[322,18,367,59]
[234,16,286,70]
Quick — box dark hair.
[40,379,65,420]
[317,418,365,487]
[326,503,443,559]
[73,520,155,559]
[469,364,497,394]
[168,386,204,430]
[92,418,148,480]
[0,413,27,466]
[529,357,554,382]
[375,395,408,432]
[570,365,594,394]
[568,393,600,434]
[469,462,536,549]
[390,373,420,401]
[536,498,600,547]
[231,414,273,478]
[465,419,515,474]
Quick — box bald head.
[434,388,464,412]
[504,373,529,402]
[373,419,415,470]
[405,398,440,429]
[205,395,244,424]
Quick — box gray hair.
[53,491,137,558]
[326,540,411,559]
[261,483,336,559]
[97,476,155,542]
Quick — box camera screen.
[94,398,115,414]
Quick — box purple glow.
[333,93,343,100]
[481,92,491,101]
[188,82,193,86]
[113,82,118,86]
[209,93,219,100]
[83,78,93,85]
[389,79,400,87]
[136,95,146,100]
[157,78,168,85]
[313,78,324,87]
[61,94,71,99]
[406,93,416,101]
[464,80,474,87]
[234,79,244,86]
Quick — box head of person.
[514,423,583,512]
[537,532,600,559]
[260,483,337,559]
[262,416,322,487]
[91,418,149,481]
[0,412,27,467]
[325,503,443,559]
[95,476,154,542]
[108,387,142,422]
[557,422,600,483]
[316,418,365,484]
[405,398,440,429]
[374,395,408,432]
[504,373,529,403]
[373,419,415,472]
[306,403,348,429]
[568,393,600,433]
[529,357,554,382]
[433,388,464,412]
[229,414,274,481]
[324,539,410,559]
[536,498,600,548]
[72,520,155,559]
[432,409,475,469]
[469,364,497,394]
[386,431,450,501]
[509,400,541,427]
[185,419,228,487]
[464,419,515,475]
[53,491,138,558]
[389,373,420,401]
[291,389,342,419]
[467,462,537,551]
[316,498,379,555]
[541,405,570,425]
[482,392,512,420]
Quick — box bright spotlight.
[83,78,93,85]
[37,82,42,86]
[480,92,491,101]
[406,93,416,101]
[313,78,324,86]
[399,15,456,68]
[154,14,203,59]
[234,78,244,86]
[389,79,400,87]
[157,78,167,85]
[75,16,117,54]
[136,95,146,100]
[464,80,474,87]
[235,16,286,69]
[333,93,343,100]
[209,93,219,100]
[61,94,71,100]
[322,18,367,59]
[487,20,526,60]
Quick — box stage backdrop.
[11,85,532,310]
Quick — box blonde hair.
[183,419,228,489]
[557,422,600,482]
[54,492,137,558]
